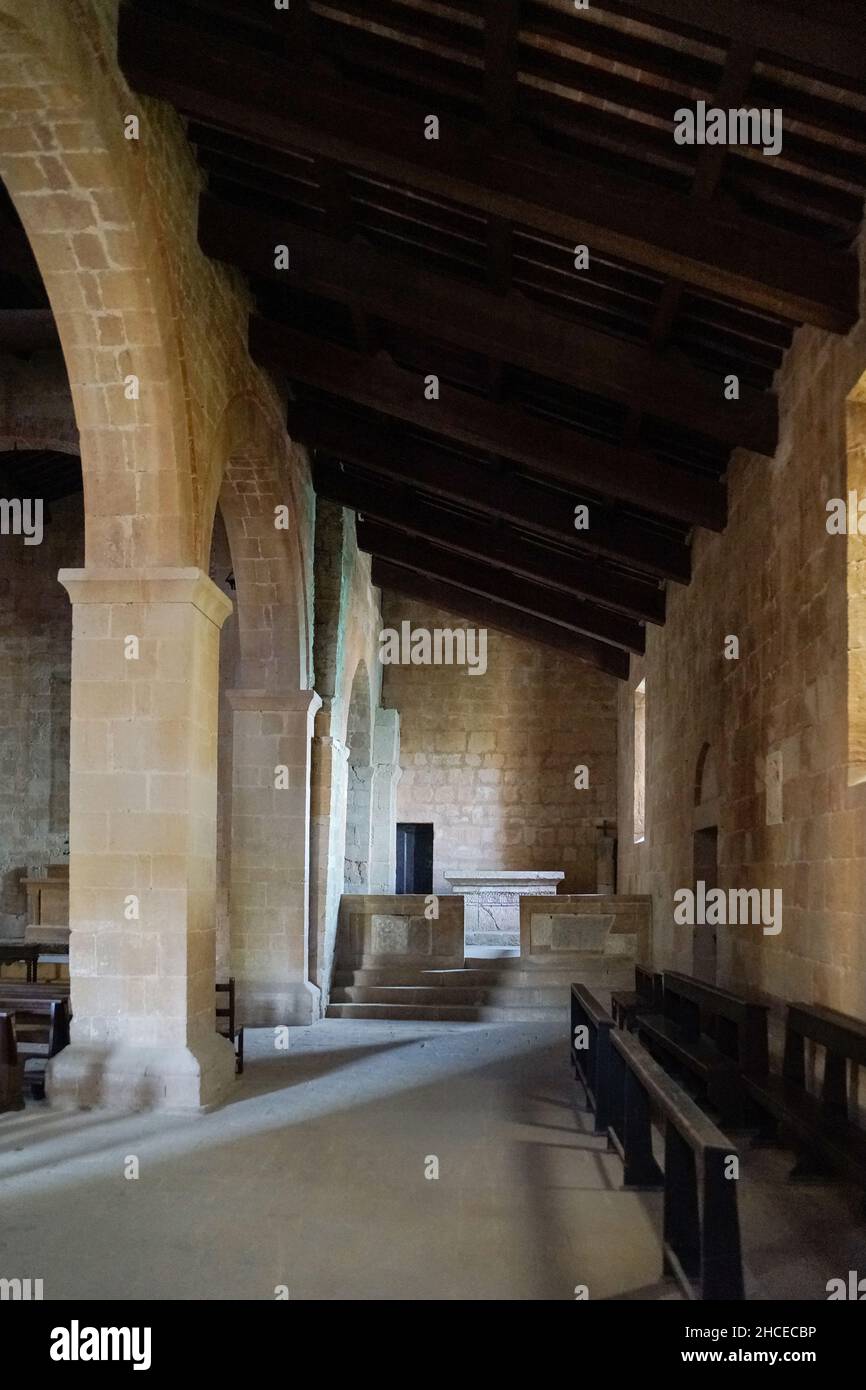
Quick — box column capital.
[226,688,322,718]
[58,566,233,628]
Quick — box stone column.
[47,568,236,1111]
[309,702,349,1000]
[369,708,401,893]
[227,688,322,1026]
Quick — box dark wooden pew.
[638,971,769,1125]
[215,978,244,1075]
[0,1011,24,1113]
[608,1027,744,1300]
[742,1002,866,1191]
[0,993,71,1098]
[0,979,70,1002]
[0,943,40,982]
[610,965,663,1031]
[0,978,245,1072]
[0,979,244,1099]
[570,984,615,1134]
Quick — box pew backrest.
[635,966,663,1011]
[783,1003,866,1119]
[662,971,768,1075]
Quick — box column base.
[46,1033,236,1112]
[237,979,321,1028]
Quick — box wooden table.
[0,942,41,982]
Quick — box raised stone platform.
[443,869,564,949]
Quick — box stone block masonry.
[381,595,618,895]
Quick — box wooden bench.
[0,992,71,1098]
[638,972,768,1125]
[0,979,244,1098]
[215,978,244,1075]
[0,978,244,1070]
[570,984,615,1134]
[0,1011,24,1113]
[0,943,41,982]
[610,965,663,1031]
[607,1027,744,1300]
[742,1002,866,1192]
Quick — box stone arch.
[211,393,311,694]
[343,658,374,893]
[206,394,319,1024]
[0,0,195,566]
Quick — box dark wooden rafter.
[357,517,645,653]
[649,43,757,353]
[623,42,756,444]
[198,193,777,454]
[371,558,630,679]
[113,0,866,680]
[484,0,520,132]
[118,4,859,331]
[313,159,375,353]
[288,402,691,584]
[314,454,665,625]
[599,0,866,86]
[252,318,727,531]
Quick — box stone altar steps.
[326,954,628,1022]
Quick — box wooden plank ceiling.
[8,2,866,675]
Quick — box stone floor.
[1,1020,864,1300]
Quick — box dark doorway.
[692,825,719,983]
[396,823,434,894]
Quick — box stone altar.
[443,870,564,950]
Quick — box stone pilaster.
[369,707,401,893]
[227,687,322,1026]
[309,702,349,1000]
[47,567,236,1111]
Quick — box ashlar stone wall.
[617,231,866,1020]
[380,594,618,896]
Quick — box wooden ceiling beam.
[314,454,665,624]
[118,5,859,330]
[484,0,520,130]
[357,518,645,652]
[199,193,776,454]
[252,316,726,530]
[599,0,866,86]
[288,401,691,583]
[371,558,631,679]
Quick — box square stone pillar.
[227,688,322,1026]
[47,568,237,1111]
[369,707,401,893]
